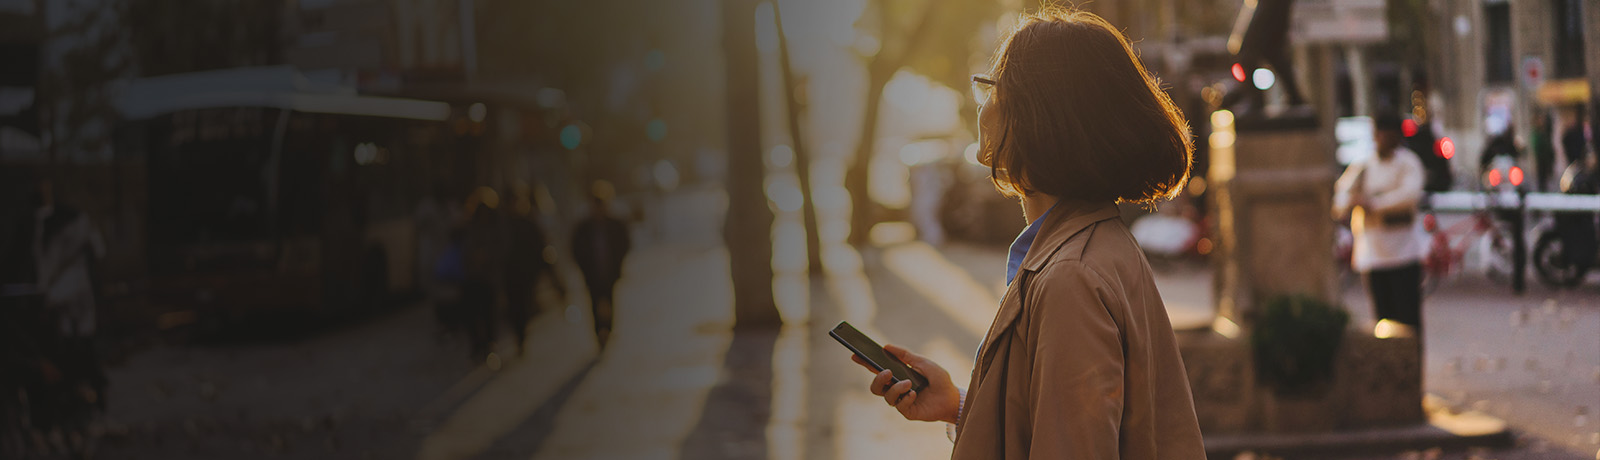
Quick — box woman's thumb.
[884,344,923,366]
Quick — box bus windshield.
[147,107,278,245]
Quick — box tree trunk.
[722,0,781,328]
[846,71,887,247]
[843,0,941,247]
[772,3,823,274]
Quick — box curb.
[1203,394,1515,458]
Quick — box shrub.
[1250,295,1350,394]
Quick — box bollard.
[1512,189,1526,295]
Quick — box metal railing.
[1424,191,1600,293]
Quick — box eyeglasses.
[971,74,997,105]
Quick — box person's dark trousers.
[587,280,616,349]
[1364,262,1424,333]
[462,280,497,360]
[504,275,539,355]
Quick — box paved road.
[101,302,481,459]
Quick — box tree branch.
[870,0,946,81]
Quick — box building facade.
[1427,0,1597,175]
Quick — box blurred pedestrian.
[503,184,563,355]
[1478,124,1521,179]
[571,182,630,350]
[1529,111,1557,192]
[909,163,949,245]
[459,187,505,362]
[1334,113,1426,338]
[1559,106,1591,170]
[31,179,108,412]
[418,190,464,335]
[851,10,1205,458]
[415,191,457,303]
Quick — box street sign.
[1536,78,1592,105]
[1291,0,1389,44]
[1522,56,1545,90]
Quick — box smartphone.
[829,321,928,392]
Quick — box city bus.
[112,86,484,327]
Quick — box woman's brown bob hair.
[981,9,1192,205]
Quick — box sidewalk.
[414,186,1596,460]
[415,188,742,460]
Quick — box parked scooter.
[1532,161,1600,287]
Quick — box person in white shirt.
[1334,113,1427,336]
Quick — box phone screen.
[829,321,928,392]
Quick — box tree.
[771,2,823,275]
[842,0,998,246]
[844,0,942,246]
[723,0,781,328]
[38,0,132,163]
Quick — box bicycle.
[1421,209,1516,295]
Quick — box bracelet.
[946,388,967,442]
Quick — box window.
[1552,0,1587,78]
[1483,3,1514,84]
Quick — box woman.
[855,9,1205,459]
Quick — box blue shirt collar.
[1006,202,1058,285]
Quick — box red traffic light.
[1231,63,1247,82]
[1437,137,1455,160]
[1487,169,1502,187]
[1510,166,1524,186]
[1402,119,1418,137]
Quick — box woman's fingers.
[883,344,921,366]
[883,379,913,407]
[884,344,945,379]
[869,369,894,396]
[893,389,919,412]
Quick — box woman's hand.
[851,344,960,423]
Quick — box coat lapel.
[972,201,1121,379]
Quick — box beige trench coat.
[951,202,1205,459]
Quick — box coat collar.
[1018,200,1121,272]
[972,200,1120,380]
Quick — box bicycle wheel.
[1420,259,1444,296]
[1481,225,1517,283]
[1533,231,1585,288]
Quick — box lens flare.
[1251,68,1275,90]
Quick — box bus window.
[147,108,276,247]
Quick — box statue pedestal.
[1182,109,1433,443]
[1206,111,1337,324]
[1181,331,1423,434]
